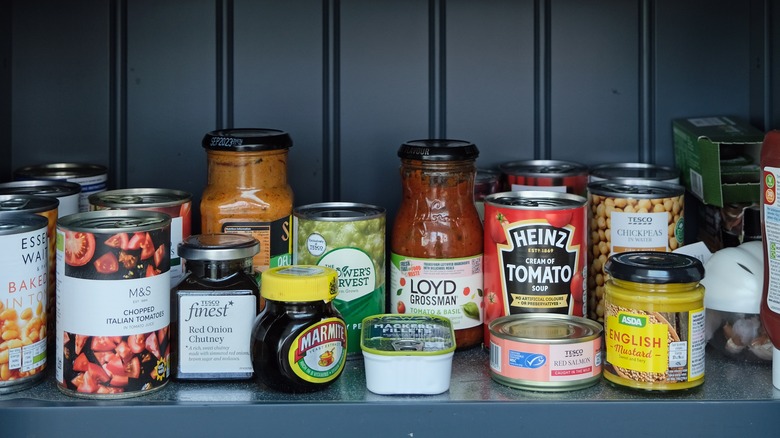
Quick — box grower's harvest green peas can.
[293,203,386,357]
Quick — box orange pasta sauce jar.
[200,129,294,275]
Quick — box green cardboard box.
[672,116,764,207]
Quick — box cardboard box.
[672,116,764,207]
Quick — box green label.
[619,313,647,328]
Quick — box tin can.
[589,162,680,184]
[475,168,501,221]
[603,251,705,391]
[56,210,171,398]
[0,180,81,217]
[0,212,50,394]
[587,179,685,323]
[0,194,59,349]
[15,162,108,213]
[499,159,589,196]
[293,202,385,357]
[89,188,192,287]
[489,314,603,391]
[483,191,588,343]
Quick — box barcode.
[690,169,704,199]
[489,342,501,372]
[472,257,482,275]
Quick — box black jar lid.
[604,251,704,284]
[398,139,479,161]
[178,234,260,261]
[202,128,292,152]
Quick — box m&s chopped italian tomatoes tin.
[483,191,588,344]
[56,211,171,398]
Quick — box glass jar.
[389,139,484,349]
[173,234,260,380]
[251,266,346,393]
[200,128,294,274]
[603,251,705,391]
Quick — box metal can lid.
[178,234,259,261]
[0,212,48,236]
[489,314,602,344]
[293,202,386,221]
[202,128,292,152]
[260,265,338,303]
[360,314,455,356]
[485,190,587,209]
[499,159,588,177]
[90,188,192,209]
[0,194,59,214]
[0,180,82,198]
[476,168,500,183]
[604,251,704,284]
[398,139,479,161]
[589,162,680,182]
[587,179,685,198]
[14,162,107,179]
[57,210,171,233]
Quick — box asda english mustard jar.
[251,266,346,392]
[603,251,705,391]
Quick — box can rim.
[57,210,171,233]
[0,212,49,235]
[89,188,192,209]
[498,159,588,177]
[14,162,108,179]
[0,194,60,213]
[489,314,603,344]
[293,202,386,221]
[587,178,685,197]
[485,190,587,209]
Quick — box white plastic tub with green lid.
[360,314,455,395]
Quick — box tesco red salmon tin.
[489,314,602,391]
[56,210,171,398]
[499,160,589,196]
[483,191,588,343]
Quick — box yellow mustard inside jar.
[603,251,705,391]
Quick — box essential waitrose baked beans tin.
[292,202,386,357]
[0,180,81,217]
[15,162,108,213]
[0,212,50,394]
[56,210,171,398]
[586,179,685,323]
[489,314,603,391]
[0,194,59,351]
[483,191,588,343]
[499,160,589,196]
[89,188,192,287]
[589,162,680,184]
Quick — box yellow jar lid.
[261,265,338,302]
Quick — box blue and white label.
[509,350,547,369]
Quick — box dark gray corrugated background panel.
[338,0,430,214]
[125,0,215,211]
[446,0,536,168]
[5,0,779,232]
[11,0,111,170]
[233,0,325,207]
[0,2,11,181]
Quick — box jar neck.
[264,298,331,313]
[610,278,702,293]
[206,149,289,188]
[399,159,477,201]
[185,258,253,281]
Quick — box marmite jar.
[200,129,294,275]
[389,139,484,349]
[251,266,346,392]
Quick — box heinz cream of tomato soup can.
[0,212,50,394]
[482,191,588,344]
[489,314,602,391]
[15,162,108,213]
[56,210,171,398]
[89,188,192,288]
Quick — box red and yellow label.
[287,318,346,384]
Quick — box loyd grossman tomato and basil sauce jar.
[200,129,294,275]
[251,266,346,392]
[603,251,705,391]
[390,139,484,349]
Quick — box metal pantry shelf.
[1,347,777,437]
